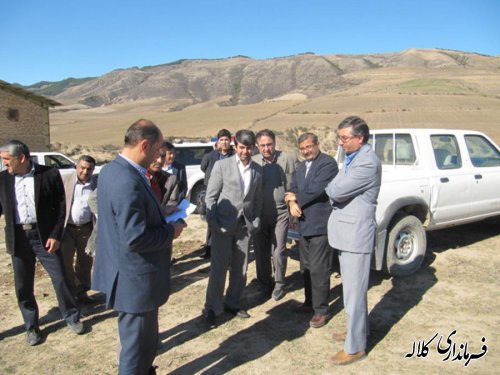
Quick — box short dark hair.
[217,129,231,139]
[256,129,276,143]
[234,130,256,147]
[297,132,318,145]
[124,119,162,147]
[163,141,175,151]
[0,139,30,158]
[78,155,96,166]
[338,116,370,143]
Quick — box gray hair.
[338,116,370,143]
[0,139,31,158]
[297,132,318,145]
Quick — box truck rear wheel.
[190,184,206,214]
[385,214,426,276]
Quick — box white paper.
[165,199,196,223]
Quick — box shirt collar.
[119,154,148,177]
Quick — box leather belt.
[17,223,37,231]
[67,222,92,228]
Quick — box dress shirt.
[14,164,36,224]
[236,157,252,196]
[305,160,313,177]
[163,164,177,175]
[69,177,93,225]
[119,154,150,186]
[344,147,363,172]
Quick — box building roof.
[0,79,61,107]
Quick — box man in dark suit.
[92,119,185,375]
[199,128,233,258]
[203,129,263,327]
[252,129,298,301]
[0,140,84,346]
[326,116,381,365]
[285,133,338,328]
[162,141,187,201]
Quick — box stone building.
[0,79,60,151]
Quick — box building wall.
[0,88,50,151]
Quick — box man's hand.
[289,201,303,218]
[45,238,60,253]
[171,221,187,239]
[284,192,297,204]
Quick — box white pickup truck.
[337,129,500,276]
[0,152,102,175]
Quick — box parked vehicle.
[0,152,104,175]
[290,129,500,277]
[173,142,214,211]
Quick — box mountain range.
[23,48,500,109]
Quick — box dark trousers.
[61,223,94,295]
[118,309,159,375]
[299,234,333,315]
[12,226,80,331]
[253,211,289,290]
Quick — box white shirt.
[236,157,252,196]
[14,164,37,224]
[69,177,93,225]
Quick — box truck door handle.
[474,174,483,180]
[440,177,449,183]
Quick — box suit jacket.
[290,152,338,237]
[326,144,382,254]
[62,171,98,227]
[156,171,180,215]
[0,164,67,255]
[171,160,187,200]
[201,148,234,186]
[205,155,263,236]
[252,150,298,215]
[92,156,174,313]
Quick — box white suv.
[173,142,214,211]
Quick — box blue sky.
[1,0,499,85]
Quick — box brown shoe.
[332,331,347,342]
[309,314,327,328]
[331,350,366,365]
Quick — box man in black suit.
[199,128,234,258]
[162,141,188,201]
[0,140,85,346]
[285,133,338,328]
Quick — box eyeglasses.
[299,144,316,152]
[336,135,358,143]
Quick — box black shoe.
[224,306,250,319]
[67,320,86,335]
[26,328,42,346]
[272,289,285,301]
[200,246,211,259]
[204,310,216,328]
[76,292,95,304]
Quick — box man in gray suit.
[325,116,382,365]
[203,129,263,327]
[92,119,185,375]
[252,129,297,301]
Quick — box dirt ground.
[0,214,498,374]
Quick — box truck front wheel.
[385,214,426,276]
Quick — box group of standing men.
[0,115,381,373]
[202,116,381,366]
